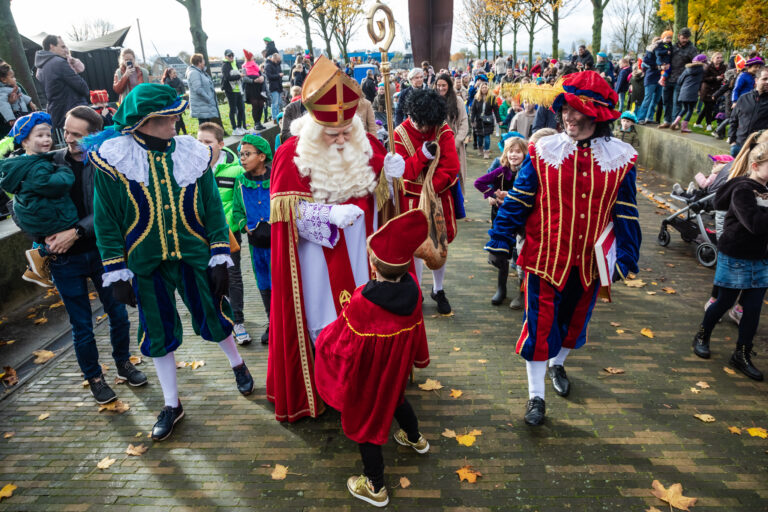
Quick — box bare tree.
[67,18,116,41]
[457,0,489,59]
[609,0,637,56]
[538,0,578,58]
[311,3,336,60]
[591,0,611,53]
[329,0,364,64]
[175,0,210,71]
[261,0,320,59]
[520,0,546,68]
[635,0,656,52]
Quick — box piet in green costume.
[89,83,254,441]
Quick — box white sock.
[414,258,424,285]
[218,334,244,368]
[526,360,547,400]
[432,263,446,293]
[153,352,179,408]
[549,347,571,367]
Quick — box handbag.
[414,144,449,270]
[480,101,495,125]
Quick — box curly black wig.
[406,88,447,128]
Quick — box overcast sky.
[12,0,601,62]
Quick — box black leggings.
[700,100,717,126]
[358,399,419,492]
[248,99,265,125]
[702,286,767,349]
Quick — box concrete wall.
[636,125,731,182]
[0,222,42,314]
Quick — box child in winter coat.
[231,134,272,344]
[613,111,640,150]
[692,135,768,382]
[475,136,528,307]
[673,54,707,132]
[656,31,674,87]
[89,90,115,127]
[0,63,36,139]
[314,209,431,509]
[0,112,79,287]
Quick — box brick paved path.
[0,150,766,511]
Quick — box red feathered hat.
[367,209,429,269]
[243,49,253,61]
[551,70,620,122]
[301,55,361,127]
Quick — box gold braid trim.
[374,171,394,211]
[270,192,313,224]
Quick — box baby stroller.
[657,186,717,267]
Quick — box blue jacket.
[676,62,705,103]
[642,45,661,86]
[614,66,631,93]
[732,71,755,103]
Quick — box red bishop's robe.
[393,119,460,243]
[267,133,389,422]
[314,279,430,445]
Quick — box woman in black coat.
[161,67,187,134]
[673,56,706,132]
[470,81,501,159]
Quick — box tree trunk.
[178,0,211,73]
[513,29,518,66]
[498,25,504,56]
[476,43,482,60]
[551,7,559,59]
[527,19,535,71]
[483,41,488,60]
[0,0,40,106]
[591,0,607,53]
[673,0,688,35]
[301,10,315,59]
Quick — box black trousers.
[703,287,767,349]
[358,399,420,492]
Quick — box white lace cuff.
[296,202,339,248]
[102,269,134,287]
[208,254,234,268]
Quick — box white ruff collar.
[534,132,637,173]
[97,135,212,187]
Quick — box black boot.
[524,397,545,426]
[692,325,711,359]
[730,345,763,381]
[509,277,524,310]
[491,265,508,305]
[152,401,184,441]
[259,289,271,345]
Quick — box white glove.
[421,141,436,160]
[383,153,405,181]
[329,204,364,228]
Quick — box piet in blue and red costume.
[484,71,641,422]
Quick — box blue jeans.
[48,249,131,380]
[617,91,626,112]
[662,83,681,123]
[730,144,742,157]
[270,90,281,121]
[481,134,490,150]
[636,83,661,122]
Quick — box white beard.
[292,114,378,204]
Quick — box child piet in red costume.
[314,209,431,508]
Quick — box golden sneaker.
[22,267,53,288]
[393,429,430,454]
[25,249,51,282]
[346,475,389,508]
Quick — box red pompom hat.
[90,90,109,105]
[243,49,254,61]
[551,70,620,122]
[301,56,361,127]
[367,209,429,269]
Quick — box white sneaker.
[233,323,252,345]
[233,128,245,136]
[706,124,712,131]
[694,123,702,129]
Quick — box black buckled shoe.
[152,402,185,441]
[116,360,148,386]
[692,326,711,359]
[730,346,764,381]
[524,397,546,426]
[430,290,452,315]
[88,375,117,405]
[548,365,571,397]
[233,362,254,395]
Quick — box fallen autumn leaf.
[650,480,697,511]
[399,476,411,489]
[98,400,130,413]
[723,366,736,375]
[728,426,742,435]
[418,378,443,391]
[96,457,116,470]
[271,464,288,480]
[694,413,716,423]
[441,428,456,438]
[456,465,482,483]
[0,483,17,501]
[603,367,625,374]
[32,350,55,364]
[37,413,49,421]
[456,434,476,447]
[449,389,463,399]
[125,444,148,456]
[746,427,767,439]
[695,381,710,389]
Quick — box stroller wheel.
[696,243,717,268]
[657,229,671,247]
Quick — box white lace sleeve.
[208,255,234,268]
[295,202,340,248]
[102,269,135,287]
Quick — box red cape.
[267,133,388,422]
[314,283,429,445]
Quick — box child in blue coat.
[232,134,272,344]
